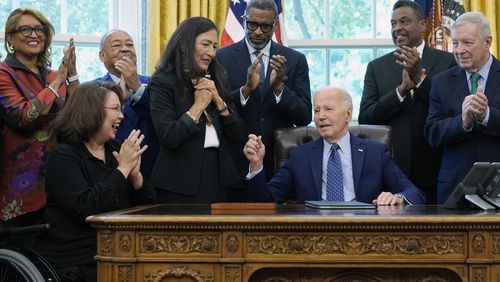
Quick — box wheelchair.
[0,221,60,282]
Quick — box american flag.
[415,0,465,52]
[221,0,287,48]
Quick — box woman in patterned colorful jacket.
[0,7,78,247]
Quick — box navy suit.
[247,134,425,204]
[217,40,312,182]
[425,57,500,204]
[96,73,159,179]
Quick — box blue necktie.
[253,51,265,84]
[470,72,481,94]
[326,143,344,201]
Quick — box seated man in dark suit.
[243,87,426,205]
[96,29,158,179]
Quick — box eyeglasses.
[14,25,47,37]
[104,106,123,114]
[245,20,275,33]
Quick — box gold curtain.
[146,0,230,75]
[464,0,499,57]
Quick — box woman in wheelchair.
[35,81,156,282]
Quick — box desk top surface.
[87,204,500,227]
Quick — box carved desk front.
[86,204,500,282]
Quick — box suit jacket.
[359,45,455,203]
[425,57,500,204]
[96,73,159,179]
[216,40,312,180]
[148,70,244,197]
[247,134,426,205]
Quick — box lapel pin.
[358,148,363,152]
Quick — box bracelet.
[186,111,199,124]
[218,106,228,114]
[47,85,60,98]
[67,74,79,83]
[218,102,228,114]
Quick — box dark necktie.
[253,51,265,84]
[470,72,481,94]
[326,143,344,201]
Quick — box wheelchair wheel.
[0,249,45,282]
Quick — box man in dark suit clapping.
[359,0,456,204]
[425,12,500,204]
[217,0,312,189]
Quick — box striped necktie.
[470,72,481,94]
[253,51,265,84]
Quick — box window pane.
[295,48,326,125]
[376,47,394,58]
[52,43,106,82]
[19,0,62,32]
[67,0,109,35]
[284,0,325,39]
[0,1,13,31]
[376,0,398,38]
[299,49,327,94]
[330,49,373,120]
[14,1,109,36]
[329,0,372,39]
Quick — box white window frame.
[0,0,143,70]
[286,0,396,82]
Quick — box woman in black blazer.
[149,17,244,203]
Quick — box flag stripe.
[222,0,286,47]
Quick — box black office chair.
[273,124,392,174]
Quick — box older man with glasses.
[95,29,159,179]
[217,0,312,200]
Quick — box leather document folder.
[305,200,376,209]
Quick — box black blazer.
[148,70,244,196]
[359,45,455,203]
[216,40,312,180]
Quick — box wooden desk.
[87,205,500,282]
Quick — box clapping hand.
[394,46,424,83]
[462,85,488,129]
[394,46,425,97]
[396,68,415,97]
[241,52,264,97]
[115,55,141,92]
[64,38,77,79]
[269,54,287,93]
[114,130,148,189]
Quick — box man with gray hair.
[95,29,158,179]
[217,0,312,192]
[425,12,500,204]
[244,87,425,205]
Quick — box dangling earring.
[6,42,15,54]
